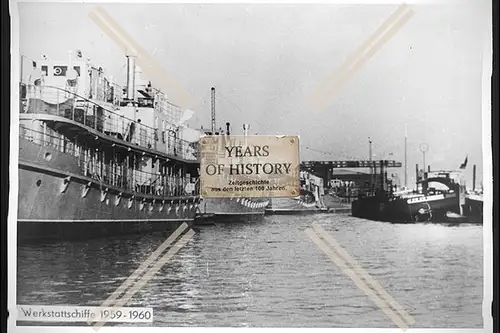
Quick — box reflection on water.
[17,215,483,328]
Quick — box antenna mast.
[211,87,216,133]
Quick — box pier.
[301,160,403,191]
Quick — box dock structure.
[301,160,403,192]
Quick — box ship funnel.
[226,122,230,136]
[126,55,136,101]
[243,124,250,136]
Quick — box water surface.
[17,214,483,328]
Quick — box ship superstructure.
[195,88,268,222]
[17,51,200,240]
[265,170,329,214]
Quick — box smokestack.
[226,122,230,136]
[126,56,136,101]
[415,164,419,182]
[243,124,249,136]
[211,87,216,133]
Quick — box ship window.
[41,66,48,76]
[73,66,81,76]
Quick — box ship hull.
[463,195,483,218]
[352,193,460,223]
[17,220,190,243]
[198,197,268,222]
[17,139,198,242]
[265,197,327,215]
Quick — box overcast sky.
[15,0,490,187]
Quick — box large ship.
[351,160,480,223]
[17,51,201,241]
[195,88,268,222]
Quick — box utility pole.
[423,152,426,172]
[368,137,373,167]
[419,143,429,177]
[211,87,216,133]
[369,137,373,191]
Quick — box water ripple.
[17,215,483,328]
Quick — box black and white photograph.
[8,0,493,330]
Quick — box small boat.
[266,170,349,215]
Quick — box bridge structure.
[300,160,403,190]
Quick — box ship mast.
[404,123,408,188]
[211,87,216,133]
[126,55,136,104]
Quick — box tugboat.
[351,161,469,223]
[17,51,201,241]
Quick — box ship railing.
[19,124,80,155]
[127,170,193,197]
[152,89,183,125]
[19,126,198,197]
[85,167,194,197]
[21,84,197,161]
[83,163,196,197]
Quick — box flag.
[53,65,68,76]
[459,156,468,169]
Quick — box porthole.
[36,179,42,187]
[44,152,52,161]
